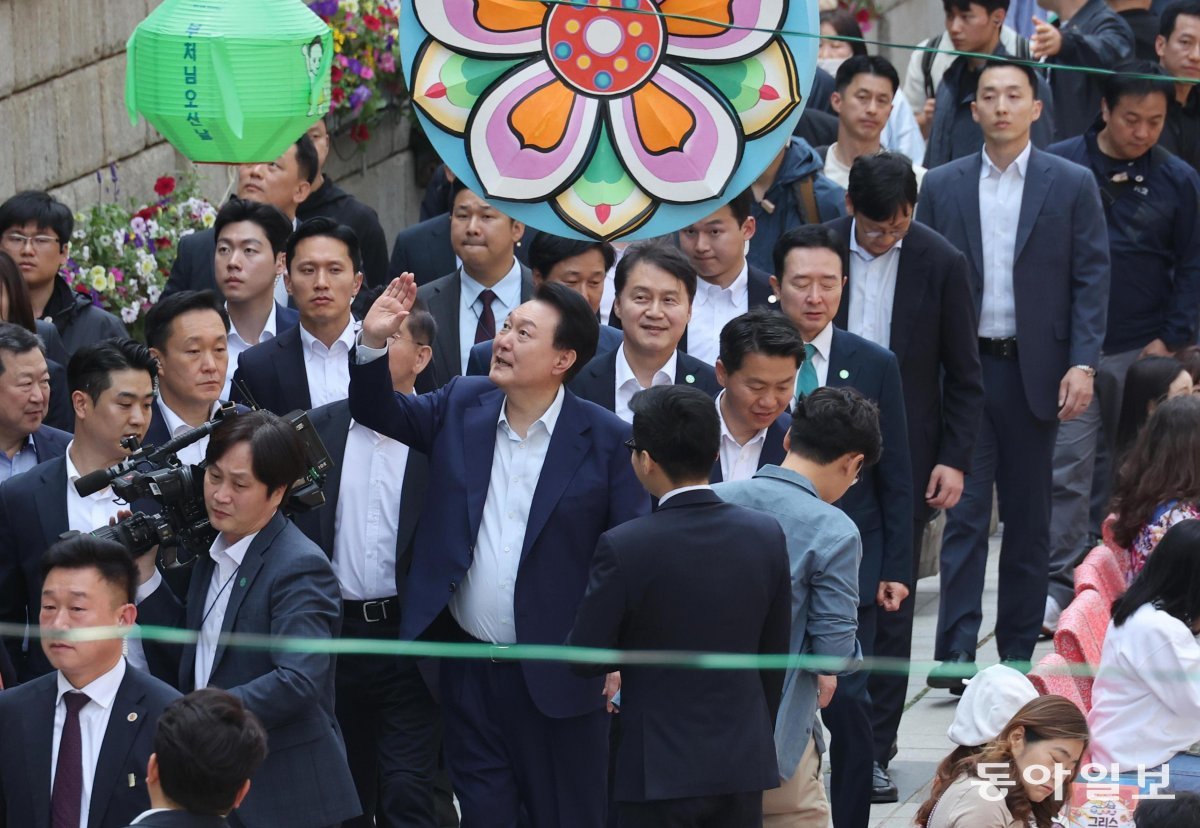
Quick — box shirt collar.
[461,259,523,309]
[298,317,357,356]
[615,344,677,389]
[56,656,126,707]
[695,263,749,305]
[980,140,1032,179]
[716,390,768,449]
[806,322,834,360]
[848,219,903,263]
[499,384,566,438]
[227,301,278,347]
[158,398,220,437]
[753,464,820,496]
[210,529,259,567]
[135,568,163,604]
[658,484,712,507]
[64,441,113,500]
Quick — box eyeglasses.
[860,227,909,242]
[623,437,643,453]
[1,232,61,251]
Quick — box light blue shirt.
[458,260,523,374]
[713,465,863,780]
[0,433,39,480]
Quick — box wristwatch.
[1072,365,1097,378]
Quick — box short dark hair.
[41,534,137,605]
[286,216,362,275]
[614,241,698,303]
[772,224,848,280]
[630,385,720,482]
[977,58,1041,99]
[1132,791,1200,828]
[820,9,868,57]
[943,0,1010,16]
[528,232,616,278]
[533,280,598,383]
[0,190,73,244]
[0,251,37,332]
[0,321,45,374]
[718,308,805,373]
[213,198,293,256]
[1161,0,1200,38]
[403,305,438,347]
[726,190,755,226]
[143,290,230,352]
[154,689,269,816]
[788,386,882,466]
[847,152,919,220]
[68,338,158,404]
[834,54,900,95]
[205,410,306,496]
[1102,61,1175,110]
[293,133,319,185]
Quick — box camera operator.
[0,338,161,681]
[143,291,232,466]
[180,410,359,828]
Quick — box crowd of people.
[0,1,1200,826]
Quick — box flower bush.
[61,171,216,339]
[307,0,405,143]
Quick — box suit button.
[449,581,457,592]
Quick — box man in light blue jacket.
[714,386,879,825]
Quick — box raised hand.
[362,273,418,349]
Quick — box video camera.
[78,403,333,562]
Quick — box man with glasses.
[770,224,912,828]
[0,192,127,355]
[825,151,984,802]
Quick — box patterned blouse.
[1125,500,1200,584]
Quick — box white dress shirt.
[124,569,164,673]
[224,301,278,399]
[716,391,768,482]
[299,319,358,408]
[846,221,903,349]
[614,344,676,424]
[658,484,712,506]
[64,442,125,535]
[687,265,749,365]
[459,260,523,374]
[450,386,565,644]
[332,421,409,600]
[194,530,258,689]
[799,322,835,391]
[977,141,1030,338]
[156,399,221,466]
[823,143,926,190]
[51,658,126,828]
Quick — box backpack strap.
[791,176,823,226]
[922,34,942,101]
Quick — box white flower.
[120,306,139,324]
[72,229,86,240]
[96,234,109,247]
[201,208,216,228]
[146,219,161,237]
[136,255,157,278]
[88,267,109,292]
[147,285,162,303]
[179,228,195,239]
[112,230,125,253]
[342,0,359,12]
[80,245,90,262]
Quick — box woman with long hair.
[1109,395,1200,580]
[1114,355,1192,460]
[916,695,1088,828]
[1088,519,1200,792]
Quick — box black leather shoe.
[927,652,977,693]
[872,761,899,803]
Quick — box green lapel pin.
[238,577,247,588]
[685,374,695,384]
[839,369,850,380]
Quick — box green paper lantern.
[125,0,333,163]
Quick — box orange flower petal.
[631,82,695,154]
[659,0,732,37]
[475,0,547,32]
[510,80,576,151]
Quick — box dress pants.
[618,791,763,828]
[762,720,830,827]
[820,601,877,828]
[936,355,1059,662]
[438,656,610,828]
[869,519,927,764]
[338,611,442,828]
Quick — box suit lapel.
[463,391,504,544]
[315,404,353,557]
[955,158,985,286]
[209,515,285,675]
[889,242,928,362]
[89,671,148,828]
[181,553,215,691]
[37,458,69,551]
[22,678,56,827]
[430,275,463,383]
[1013,150,1052,263]
[522,393,590,560]
[280,328,311,411]
[748,265,776,308]
[826,328,858,389]
[395,452,430,597]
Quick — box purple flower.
[308,0,339,17]
[349,85,372,111]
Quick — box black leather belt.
[978,337,1018,359]
[342,596,399,623]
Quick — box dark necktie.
[51,691,90,828]
[474,289,497,344]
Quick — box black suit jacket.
[163,229,217,296]
[568,348,722,411]
[417,266,535,389]
[291,400,429,601]
[31,425,71,465]
[567,489,791,801]
[0,664,181,828]
[389,214,456,288]
[133,581,184,688]
[709,412,791,483]
[825,327,915,601]
[828,217,984,520]
[119,813,229,828]
[230,325,311,414]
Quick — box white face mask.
[817,57,846,77]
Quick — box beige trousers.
[762,738,830,828]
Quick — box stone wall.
[0,0,421,245]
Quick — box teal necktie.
[797,343,819,398]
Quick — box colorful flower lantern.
[126,0,334,163]
[403,0,818,241]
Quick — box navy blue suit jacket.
[0,664,180,828]
[31,425,70,464]
[231,323,312,414]
[348,354,650,717]
[825,327,915,600]
[466,323,623,377]
[709,412,791,483]
[566,489,791,801]
[180,511,360,827]
[917,146,1110,421]
[567,348,722,412]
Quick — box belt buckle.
[490,644,511,664]
[361,599,388,623]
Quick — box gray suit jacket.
[179,512,359,827]
[713,466,863,780]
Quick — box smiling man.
[0,322,70,482]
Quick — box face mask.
[817,57,846,77]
